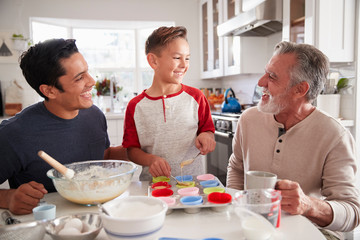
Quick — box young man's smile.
[44,52,95,119]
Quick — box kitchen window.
[30,18,173,101]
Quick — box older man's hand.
[275,179,312,215]
[275,179,333,227]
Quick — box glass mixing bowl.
[47,160,137,205]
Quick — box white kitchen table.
[0,181,326,240]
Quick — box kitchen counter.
[0,181,326,240]
[339,119,354,128]
[104,112,124,120]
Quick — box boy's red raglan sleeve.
[122,97,141,148]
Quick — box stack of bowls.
[100,196,168,240]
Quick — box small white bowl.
[100,196,168,240]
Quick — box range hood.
[217,0,283,37]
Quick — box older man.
[227,41,360,239]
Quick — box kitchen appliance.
[217,0,283,37]
[221,88,241,113]
[207,112,241,185]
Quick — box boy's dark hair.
[145,26,188,55]
[19,38,79,100]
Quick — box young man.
[227,41,360,239]
[123,26,215,180]
[0,39,126,215]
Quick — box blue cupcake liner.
[180,196,203,206]
[200,180,219,188]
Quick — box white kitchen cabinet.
[203,0,268,77]
[282,0,305,43]
[283,0,355,62]
[106,113,124,146]
[222,0,241,76]
[308,0,355,62]
[200,0,224,79]
[223,35,268,75]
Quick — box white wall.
[0,0,214,108]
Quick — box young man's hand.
[2,181,48,215]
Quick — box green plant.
[95,78,122,97]
[336,77,349,93]
[12,34,24,39]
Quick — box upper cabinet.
[309,0,355,62]
[200,0,224,79]
[222,0,241,76]
[283,0,355,62]
[200,0,268,79]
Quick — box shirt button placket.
[276,139,282,153]
[272,138,283,169]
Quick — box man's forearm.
[304,196,333,227]
[104,146,128,160]
[127,147,155,167]
[0,189,14,209]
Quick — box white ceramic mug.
[245,171,277,189]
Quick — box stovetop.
[211,112,241,123]
[211,112,240,134]
[211,112,241,118]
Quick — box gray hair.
[273,41,329,102]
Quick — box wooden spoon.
[38,150,75,179]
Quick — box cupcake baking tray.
[148,174,232,213]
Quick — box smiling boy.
[123,26,215,180]
[0,39,126,215]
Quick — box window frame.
[30,17,174,94]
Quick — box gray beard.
[257,94,287,115]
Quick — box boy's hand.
[195,131,216,154]
[149,156,171,177]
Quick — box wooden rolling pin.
[38,150,75,179]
